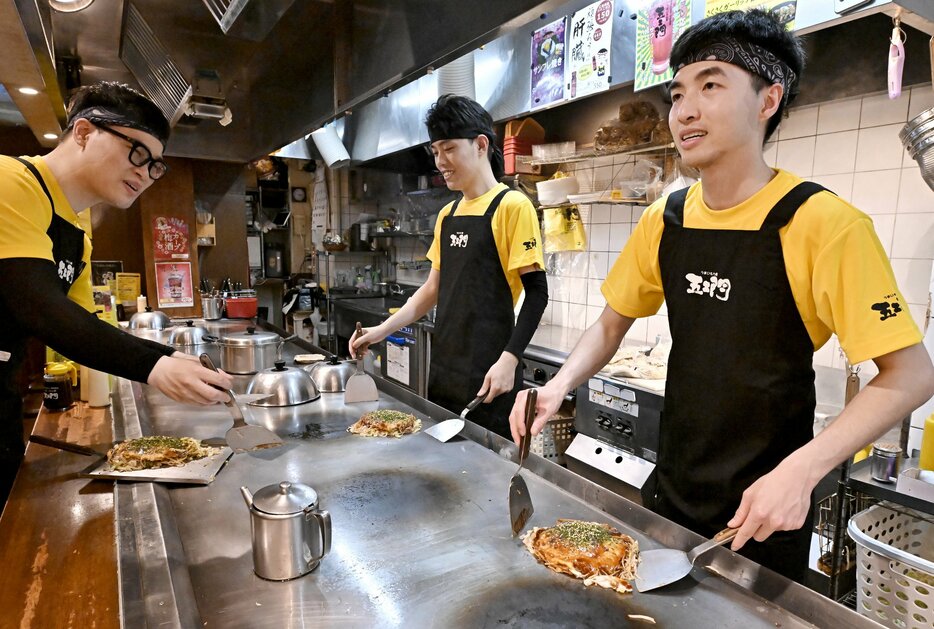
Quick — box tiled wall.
[541,86,934,444]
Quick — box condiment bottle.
[920,412,934,471]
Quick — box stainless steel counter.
[110,321,872,628]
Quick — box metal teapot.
[240,481,331,581]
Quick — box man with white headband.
[510,9,933,581]
[0,82,233,507]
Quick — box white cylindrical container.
[79,365,90,402]
[88,369,111,408]
[136,295,147,312]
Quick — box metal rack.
[517,141,675,166]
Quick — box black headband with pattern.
[675,37,796,99]
[68,106,168,147]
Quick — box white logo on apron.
[450,232,469,248]
[685,272,731,301]
[58,259,75,283]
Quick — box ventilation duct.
[200,0,296,41]
[120,3,192,125]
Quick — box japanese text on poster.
[635,0,693,92]
[566,0,614,101]
[154,262,194,308]
[704,0,796,29]
[115,272,140,305]
[531,17,567,110]
[152,216,190,260]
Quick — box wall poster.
[566,0,614,100]
[634,0,693,92]
[154,262,194,308]
[91,260,123,295]
[530,17,567,110]
[704,0,797,29]
[152,216,190,261]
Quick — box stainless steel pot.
[128,307,171,330]
[240,481,331,581]
[247,361,320,406]
[169,320,219,347]
[201,295,225,320]
[219,327,281,374]
[305,355,356,392]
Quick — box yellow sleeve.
[601,201,666,318]
[501,191,544,271]
[812,217,922,364]
[426,203,455,271]
[0,163,56,261]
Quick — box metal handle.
[688,527,738,565]
[29,434,106,459]
[198,353,245,427]
[309,509,332,560]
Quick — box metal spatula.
[509,389,537,536]
[424,395,482,442]
[199,354,283,453]
[344,322,379,403]
[635,527,738,592]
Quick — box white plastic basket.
[847,504,934,629]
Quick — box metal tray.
[80,447,233,484]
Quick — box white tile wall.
[543,88,934,419]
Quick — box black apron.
[654,182,826,582]
[428,189,521,439]
[0,157,86,504]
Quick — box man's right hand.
[349,325,386,359]
[147,355,233,404]
[508,383,566,446]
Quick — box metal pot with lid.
[218,327,282,374]
[128,306,171,330]
[168,320,219,347]
[240,481,331,581]
[305,355,356,392]
[247,361,320,406]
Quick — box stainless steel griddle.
[108,322,876,628]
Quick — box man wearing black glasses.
[0,81,233,506]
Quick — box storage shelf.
[518,142,675,166]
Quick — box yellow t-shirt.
[427,183,544,305]
[602,169,921,364]
[0,155,95,312]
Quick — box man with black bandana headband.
[351,95,548,438]
[0,82,233,507]
[510,10,934,582]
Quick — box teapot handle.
[306,509,332,562]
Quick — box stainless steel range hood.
[279,0,934,171]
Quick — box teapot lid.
[252,481,318,515]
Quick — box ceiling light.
[48,0,95,13]
[43,133,58,140]
[18,87,39,95]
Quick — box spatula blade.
[508,474,534,536]
[225,425,284,453]
[343,372,379,403]
[634,548,694,592]
[424,418,465,442]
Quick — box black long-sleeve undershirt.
[504,270,548,359]
[0,258,174,384]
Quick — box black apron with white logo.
[654,183,826,582]
[0,158,86,504]
[428,189,521,438]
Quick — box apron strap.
[662,186,691,227]
[483,189,510,218]
[11,156,54,212]
[760,182,830,231]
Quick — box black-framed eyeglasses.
[94,124,169,180]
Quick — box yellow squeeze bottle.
[920,413,934,471]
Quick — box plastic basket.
[847,503,934,629]
[530,416,575,464]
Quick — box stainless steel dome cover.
[247,361,320,406]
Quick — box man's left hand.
[727,455,815,551]
[478,353,519,403]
